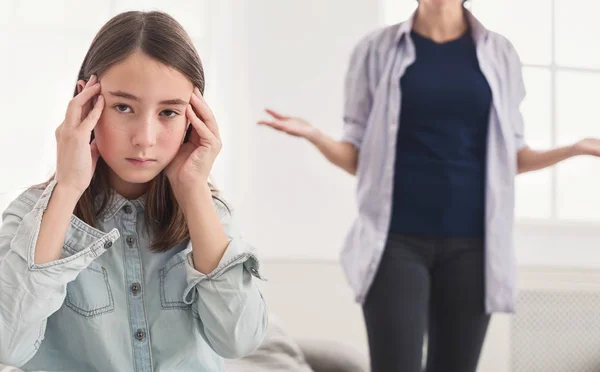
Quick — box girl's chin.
[108,165,164,185]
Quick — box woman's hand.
[166,87,222,194]
[258,109,319,139]
[572,138,600,157]
[54,74,104,196]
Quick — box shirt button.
[104,241,113,249]
[126,236,136,247]
[136,329,145,342]
[131,283,141,296]
[123,205,133,214]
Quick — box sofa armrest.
[295,339,369,372]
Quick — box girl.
[0,11,267,372]
[259,0,600,371]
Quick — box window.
[381,0,600,222]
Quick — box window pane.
[556,0,600,69]
[521,67,552,149]
[381,0,416,25]
[556,71,600,221]
[556,71,600,146]
[515,67,553,219]
[470,0,551,65]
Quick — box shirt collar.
[94,190,146,221]
[395,8,488,45]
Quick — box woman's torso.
[389,30,492,237]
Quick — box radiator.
[509,269,600,372]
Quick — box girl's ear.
[76,80,86,94]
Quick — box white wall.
[226,0,380,260]
[221,0,600,268]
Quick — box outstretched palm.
[258,109,316,139]
[574,138,600,157]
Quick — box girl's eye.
[160,110,179,118]
[115,104,131,113]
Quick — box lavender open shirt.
[340,11,526,313]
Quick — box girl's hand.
[54,75,104,196]
[166,87,222,193]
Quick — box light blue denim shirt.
[340,10,527,313]
[0,180,268,371]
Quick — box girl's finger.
[190,89,220,139]
[84,75,96,88]
[186,104,216,144]
[80,95,104,132]
[66,83,101,127]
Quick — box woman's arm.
[503,39,600,174]
[307,129,359,175]
[517,139,600,174]
[258,34,374,176]
[258,110,359,175]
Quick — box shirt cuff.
[182,238,264,305]
[18,181,119,274]
[341,120,365,149]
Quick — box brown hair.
[39,11,218,251]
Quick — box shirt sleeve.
[0,181,119,367]
[341,35,376,149]
[505,38,528,151]
[181,197,268,359]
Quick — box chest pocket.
[160,247,192,310]
[63,245,115,318]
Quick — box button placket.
[135,329,145,342]
[121,202,150,365]
[131,283,141,296]
[126,235,136,247]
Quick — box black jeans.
[362,233,490,372]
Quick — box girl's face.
[80,51,194,198]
